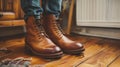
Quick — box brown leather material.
[43,14,85,54]
[25,16,63,58]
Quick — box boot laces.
[32,20,46,39]
[52,22,64,39]
[35,20,49,38]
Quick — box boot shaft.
[43,14,63,40]
[25,16,45,41]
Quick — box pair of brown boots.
[25,14,85,59]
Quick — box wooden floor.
[0,34,120,67]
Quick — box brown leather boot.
[43,14,85,55]
[25,16,63,59]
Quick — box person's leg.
[42,0,62,18]
[21,0,43,20]
[20,0,63,59]
[42,0,85,55]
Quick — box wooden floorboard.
[0,37,50,65]
[109,55,120,67]
[43,38,106,67]
[0,35,120,67]
[78,40,120,67]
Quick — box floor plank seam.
[107,54,120,67]
[75,50,104,67]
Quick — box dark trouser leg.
[42,0,62,18]
[21,0,43,20]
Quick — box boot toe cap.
[62,42,85,54]
[44,46,62,54]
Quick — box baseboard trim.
[72,31,120,40]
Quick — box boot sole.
[63,48,85,55]
[25,44,63,59]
